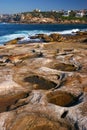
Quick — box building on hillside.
[76,10,87,17]
[33,9,41,12]
[0,14,3,18]
[51,10,58,13]
[63,10,71,17]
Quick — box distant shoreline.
[0,22,87,25]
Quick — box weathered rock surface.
[30,33,64,42]
[0,34,87,130]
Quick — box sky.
[0,0,87,14]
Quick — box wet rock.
[76,31,87,36]
[30,33,63,42]
[4,37,23,45]
[37,34,53,42]
[50,33,62,41]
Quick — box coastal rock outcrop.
[30,33,63,42]
[30,31,87,43]
[0,34,87,130]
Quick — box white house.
[76,11,86,17]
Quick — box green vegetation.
[23,11,63,20]
[61,16,87,21]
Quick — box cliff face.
[19,14,87,24]
[23,17,56,23]
[0,33,87,130]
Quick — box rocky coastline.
[4,18,87,24]
[0,31,87,130]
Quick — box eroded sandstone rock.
[0,37,87,130]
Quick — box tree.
[69,10,76,17]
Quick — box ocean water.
[0,23,87,44]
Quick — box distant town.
[0,9,87,24]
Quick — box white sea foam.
[0,30,49,44]
[0,28,86,44]
[0,34,26,44]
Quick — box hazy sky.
[0,0,87,14]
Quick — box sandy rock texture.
[0,33,87,130]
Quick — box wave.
[57,29,80,35]
[0,28,87,44]
[0,30,49,44]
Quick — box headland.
[0,10,87,24]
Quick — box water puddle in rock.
[52,63,77,71]
[0,92,30,112]
[24,75,57,90]
[47,91,78,107]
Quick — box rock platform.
[0,33,87,130]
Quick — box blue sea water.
[0,23,87,44]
